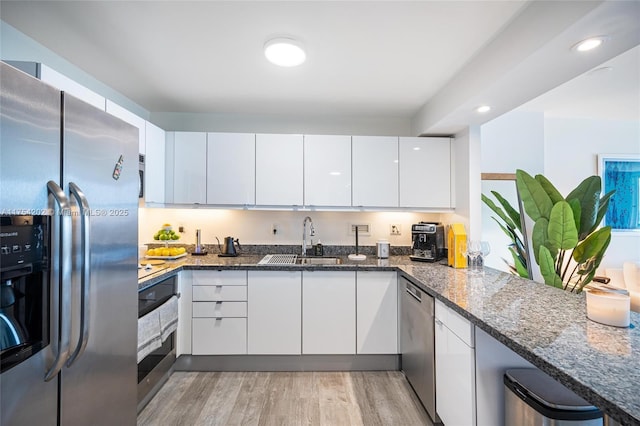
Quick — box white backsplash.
[138,207,443,248]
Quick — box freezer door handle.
[67,182,91,367]
[45,181,73,381]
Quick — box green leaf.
[539,246,563,288]
[482,193,517,230]
[547,201,579,252]
[573,226,611,264]
[566,176,601,238]
[509,247,529,278]
[567,198,581,237]
[532,218,550,265]
[588,189,615,235]
[575,270,597,294]
[491,190,522,232]
[516,169,553,221]
[535,174,564,204]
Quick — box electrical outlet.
[272,224,280,235]
[390,224,401,236]
[349,223,371,235]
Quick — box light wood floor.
[137,371,433,426]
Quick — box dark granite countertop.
[138,252,640,424]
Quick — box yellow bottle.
[448,223,467,268]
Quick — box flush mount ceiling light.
[476,105,491,113]
[264,37,306,67]
[573,36,607,52]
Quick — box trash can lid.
[505,369,597,411]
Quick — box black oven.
[137,274,177,410]
[0,215,50,373]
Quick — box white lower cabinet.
[356,271,398,354]
[190,271,248,355]
[435,299,476,426]
[247,271,302,354]
[302,271,356,354]
[192,318,247,355]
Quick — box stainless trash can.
[504,369,603,425]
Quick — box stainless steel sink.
[297,257,342,265]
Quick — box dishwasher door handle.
[405,286,422,303]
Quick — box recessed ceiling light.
[476,105,491,113]
[329,171,341,176]
[573,36,607,52]
[264,37,306,67]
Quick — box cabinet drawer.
[192,270,247,286]
[435,299,474,347]
[192,318,247,355]
[193,301,247,318]
[193,285,247,301]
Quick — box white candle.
[586,289,630,327]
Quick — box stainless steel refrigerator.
[0,61,138,425]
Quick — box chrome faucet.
[302,216,315,256]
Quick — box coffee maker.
[410,222,445,262]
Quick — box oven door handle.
[45,181,73,381]
[66,182,91,367]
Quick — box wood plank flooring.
[137,371,433,426]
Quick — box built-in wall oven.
[137,274,177,411]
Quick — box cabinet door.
[207,132,255,205]
[177,271,193,356]
[144,121,165,203]
[435,300,476,426]
[303,135,352,206]
[302,271,356,354]
[192,318,247,355]
[105,99,146,154]
[171,132,207,204]
[255,134,303,205]
[247,271,301,354]
[356,271,398,354]
[352,136,398,207]
[399,137,451,208]
[40,64,106,111]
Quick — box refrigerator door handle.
[66,182,91,367]
[45,181,73,381]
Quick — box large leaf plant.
[516,169,615,293]
[481,192,529,278]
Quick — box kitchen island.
[139,253,640,425]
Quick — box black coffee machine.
[409,222,445,262]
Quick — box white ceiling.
[518,44,640,121]
[1,1,639,134]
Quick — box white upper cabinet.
[255,134,303,206]
[399,137,451,208]
[105,100,146,154]
[352,136,399,207]
[207,133,255,205]
[39,64,106,111]
[167,132,207,204]
[144,121,165,204]
[303,135,352,207]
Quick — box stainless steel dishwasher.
[400,276,440,424]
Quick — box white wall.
[480,112,640,274]
[151,112,412,136]
[139,208,440,249]
[544,117,640,269]
[480,111,544,270]
[0,21,149,119]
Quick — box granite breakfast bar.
[139,253,640,425]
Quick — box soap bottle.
[314,240,324,256]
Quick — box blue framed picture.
[598,154,640,231]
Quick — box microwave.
[138,154,144,199]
